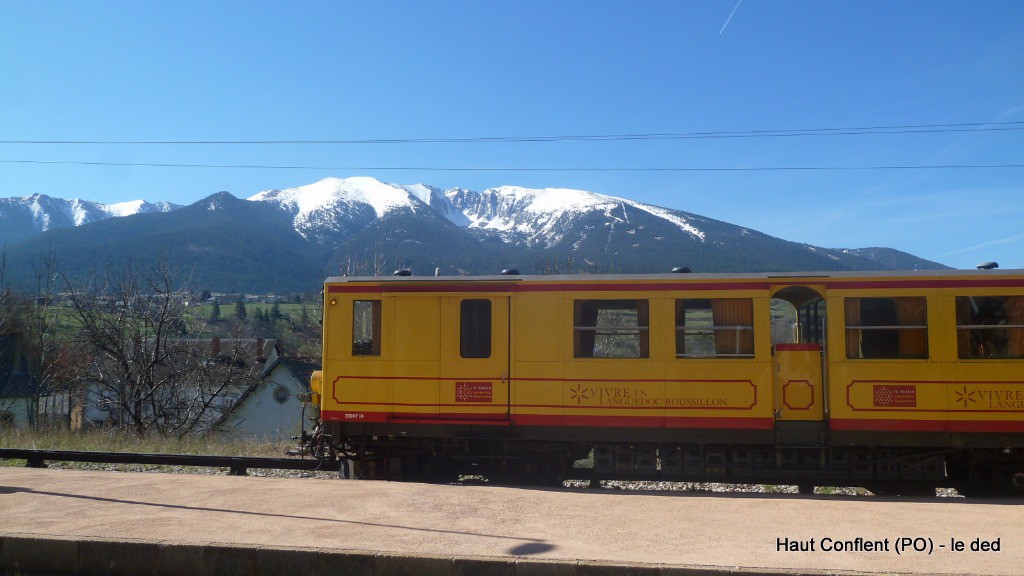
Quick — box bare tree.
[0,248,24,424]
[0,247,16,336]
[11,247,83,429]
[372,250,387,277]
[62,258,260,437]
[276,297,323,360]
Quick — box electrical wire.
[1,121,1022,146]
[2,159,1022,172]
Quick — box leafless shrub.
[61,258,260,437]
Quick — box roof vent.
[976,262,999,270]
[500,268,520,276]
[393,269,413,277]
[671,266,692,274]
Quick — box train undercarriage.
[310,422,1024,498]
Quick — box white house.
[217,357,318,441]
[75,338,281,433]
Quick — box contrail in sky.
[719,0,743,34]
[943,233,1024,257]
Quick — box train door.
[439,295,511,421]
[771,286,827,440]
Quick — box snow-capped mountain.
[443,185,706,247]
[0,177,949,292]
[246,177,711,249]
[240,176,948,276]
[248,177,429,243]
[0,193,180,243]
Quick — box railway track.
[0,448,340,476]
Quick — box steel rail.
[0,448,340,476]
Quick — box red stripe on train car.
[830,419,946,432]
[326,277,1024,295]
[327,285,384,293]
[775,343,822,351]
[514,282,774,292]
[320,410,390,422]
[384,284,518,293]
[321,410,772,429]
[532,415,773,429]
[830,419,1024,433]
[946,420,1024,433]
[826,279,1024,290]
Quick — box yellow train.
[309,269,1024,495]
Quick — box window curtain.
[711,299,753,356]
[894,297,927,358]
[1007,296,1024,357]
[636,300,650,357]
[370,300,382,355]
[675,301,687,356]
[844,298,861,359]
[955,297,972,358]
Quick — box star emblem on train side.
[570,384,592,404]
[953,386,978,408]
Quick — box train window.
[676,299,754,358]
[956,296,1024,359]
[574,299,649,358]
[460,299,492,358]
[844,297,927,359]
[352,300,381,356]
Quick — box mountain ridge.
[0,193,181,245]
[0,177,951,292]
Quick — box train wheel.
[339,459,353,479]
[339,459,369,480]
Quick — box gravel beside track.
[20,459,965,497]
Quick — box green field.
[191,302,312,319]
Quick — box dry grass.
[0,428,311,476]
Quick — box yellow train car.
[310,269,1024,495]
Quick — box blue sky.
[1,1,1022,269]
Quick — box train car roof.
[325,268,1024,284]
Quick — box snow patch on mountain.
[248,177,433,241]
[395,183,471,227]
[628,202,706,241]
[443,185,706,246]
[105,199,149,218]
[27,196,52,230]
[396,183,434,206]
[0,193,179,239]
[250,177,422,219]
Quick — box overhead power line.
[2,159,1023,172]
[1,121,1023,146]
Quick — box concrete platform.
[0,467,1020,576]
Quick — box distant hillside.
[0,193,179,244]
[5,192,326,293]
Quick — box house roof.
[275,358,320,386]
[210,356,321,430]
